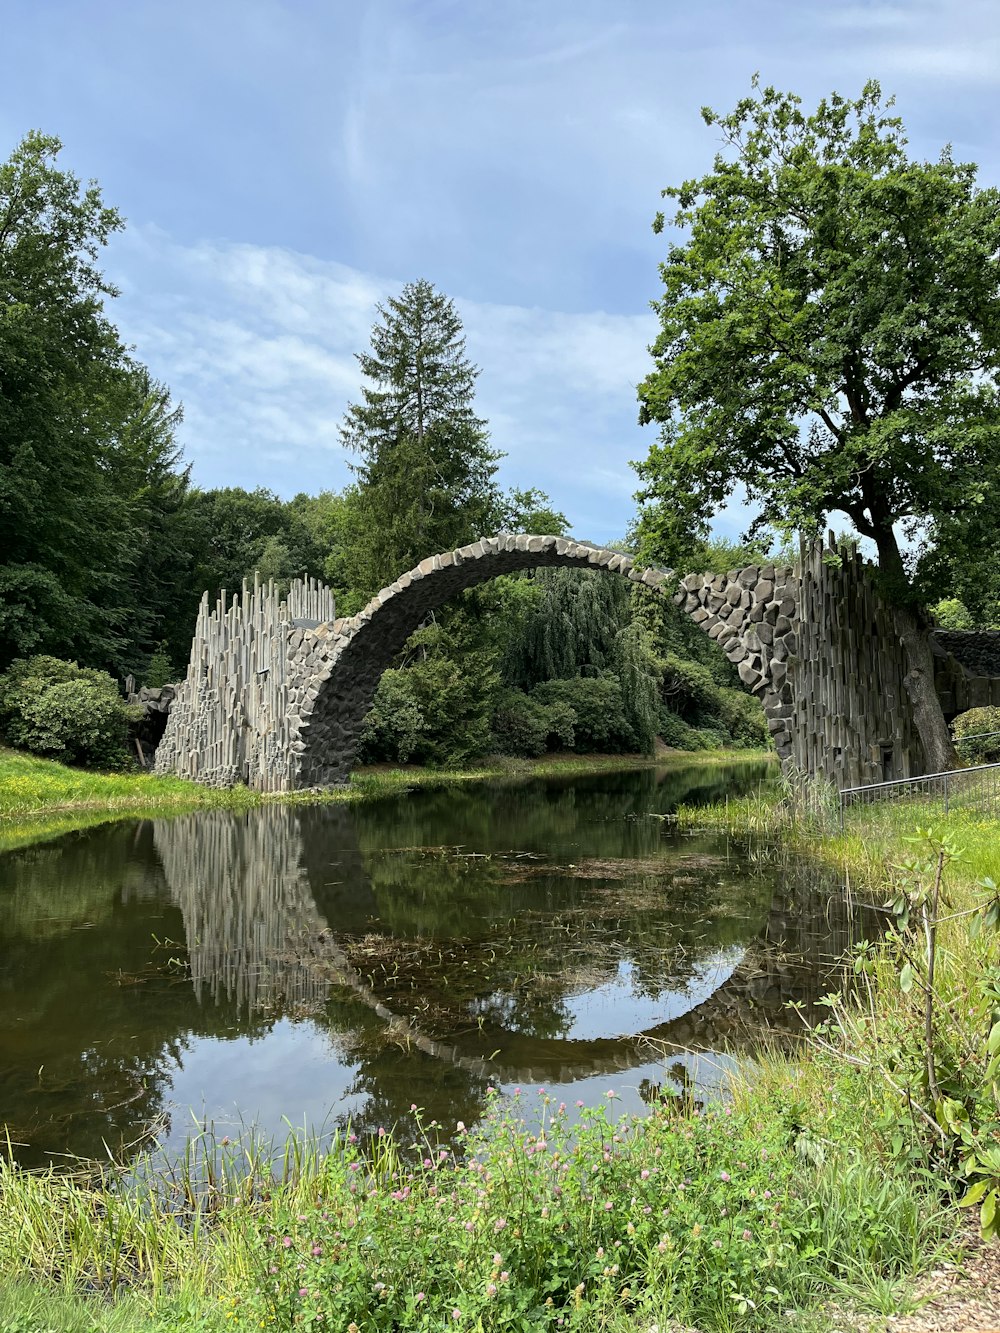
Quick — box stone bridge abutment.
[154,532,926,792]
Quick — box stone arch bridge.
[154,533,927,792]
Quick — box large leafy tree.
[338,279,502,606]
[633,80,1000,771]
[0,131,190,677]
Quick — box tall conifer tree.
[338,279,501,605]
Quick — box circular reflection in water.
[0,762,877,1166]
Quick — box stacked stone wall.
[671,562,799,763]
[156,532,937,793]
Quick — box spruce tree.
[338,279,502,605]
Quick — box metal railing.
[839,761,1000,828]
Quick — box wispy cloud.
[110,228,658,542]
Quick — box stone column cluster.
[672,565,799,760]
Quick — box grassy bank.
[7,756,993,1330]
[0,745,772,853]
[0,1086,948,1333]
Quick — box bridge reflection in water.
[154,798,878,1093]
[0,767,881,1166]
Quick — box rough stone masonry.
[154,533,926,793]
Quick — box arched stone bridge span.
[292,536,797,787]
[155,534,802,790]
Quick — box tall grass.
[0,1090,948,1333]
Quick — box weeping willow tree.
[500,568,660,753]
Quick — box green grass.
[0,1092,949,1333]
[0,745,773,852]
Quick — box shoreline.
[0,745,774,853]
[4,755,998,1330]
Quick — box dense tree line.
[0,135,765,768]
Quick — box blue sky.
[4,1,999,544]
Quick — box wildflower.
[452,1309,462,1321]
[282,1237,293,1248]
[712,1239,722,1249]
[640,1169,650,1180]
[348,1162,360,1172]
[415,1292,426,1303]
[604,1201,613,1211]
[494,1217,507,1232]
[719,1170,731,1182]
[349,1324,360,1333]
[764,1190,772,1199]
[299,1287,309,1296]
[311,1245,322,1257]
[410,1103,418,1111]
[692,1223,702,1237]
[606,1089,617,1100]
[500,1271,510,1283]
[493,1252,502,1265]
[597,1246,605,1258]
[486,1284,497,1298]
[576,1100,584,1108]
[456,1120,466,1132]
[378,1126,386,1137]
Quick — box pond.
[0,762,874,1167]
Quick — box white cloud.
[109,228,660,542]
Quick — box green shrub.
[359,670,427,763]
[531,674,637,752]
[933,597,975,630]
[657,708,701,750]
[0,656,132,767]
[660,651,721,720]
[491,689,576,756]
[143,642,176,689]
[358,623,498,768]
[717,686,770,749]
[953,707,1000,763]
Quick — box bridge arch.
[286,534,796,788]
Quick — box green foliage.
[187,487,324,602]
[633,77,1000,609]
[818,830,1000,1241]
[142,643,175,689]
[932,598,975,630]
[0,134,192,677]
[490,688,575,757]
[952,707,1000,763]
[716,687,771,750]
[338,279,502,606]
[0,656,132,766]
[359,620,499,767]
[660,651,719,720]
[358,670,427,764]
[500,486,569,537]
[532,675,637,753]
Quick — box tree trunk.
[872,527,958,774]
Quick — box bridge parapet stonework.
[154,532,926,792]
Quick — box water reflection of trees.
[1,759,880,1164]
[0,822,265,1166]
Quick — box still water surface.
[1,763,869,1166]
